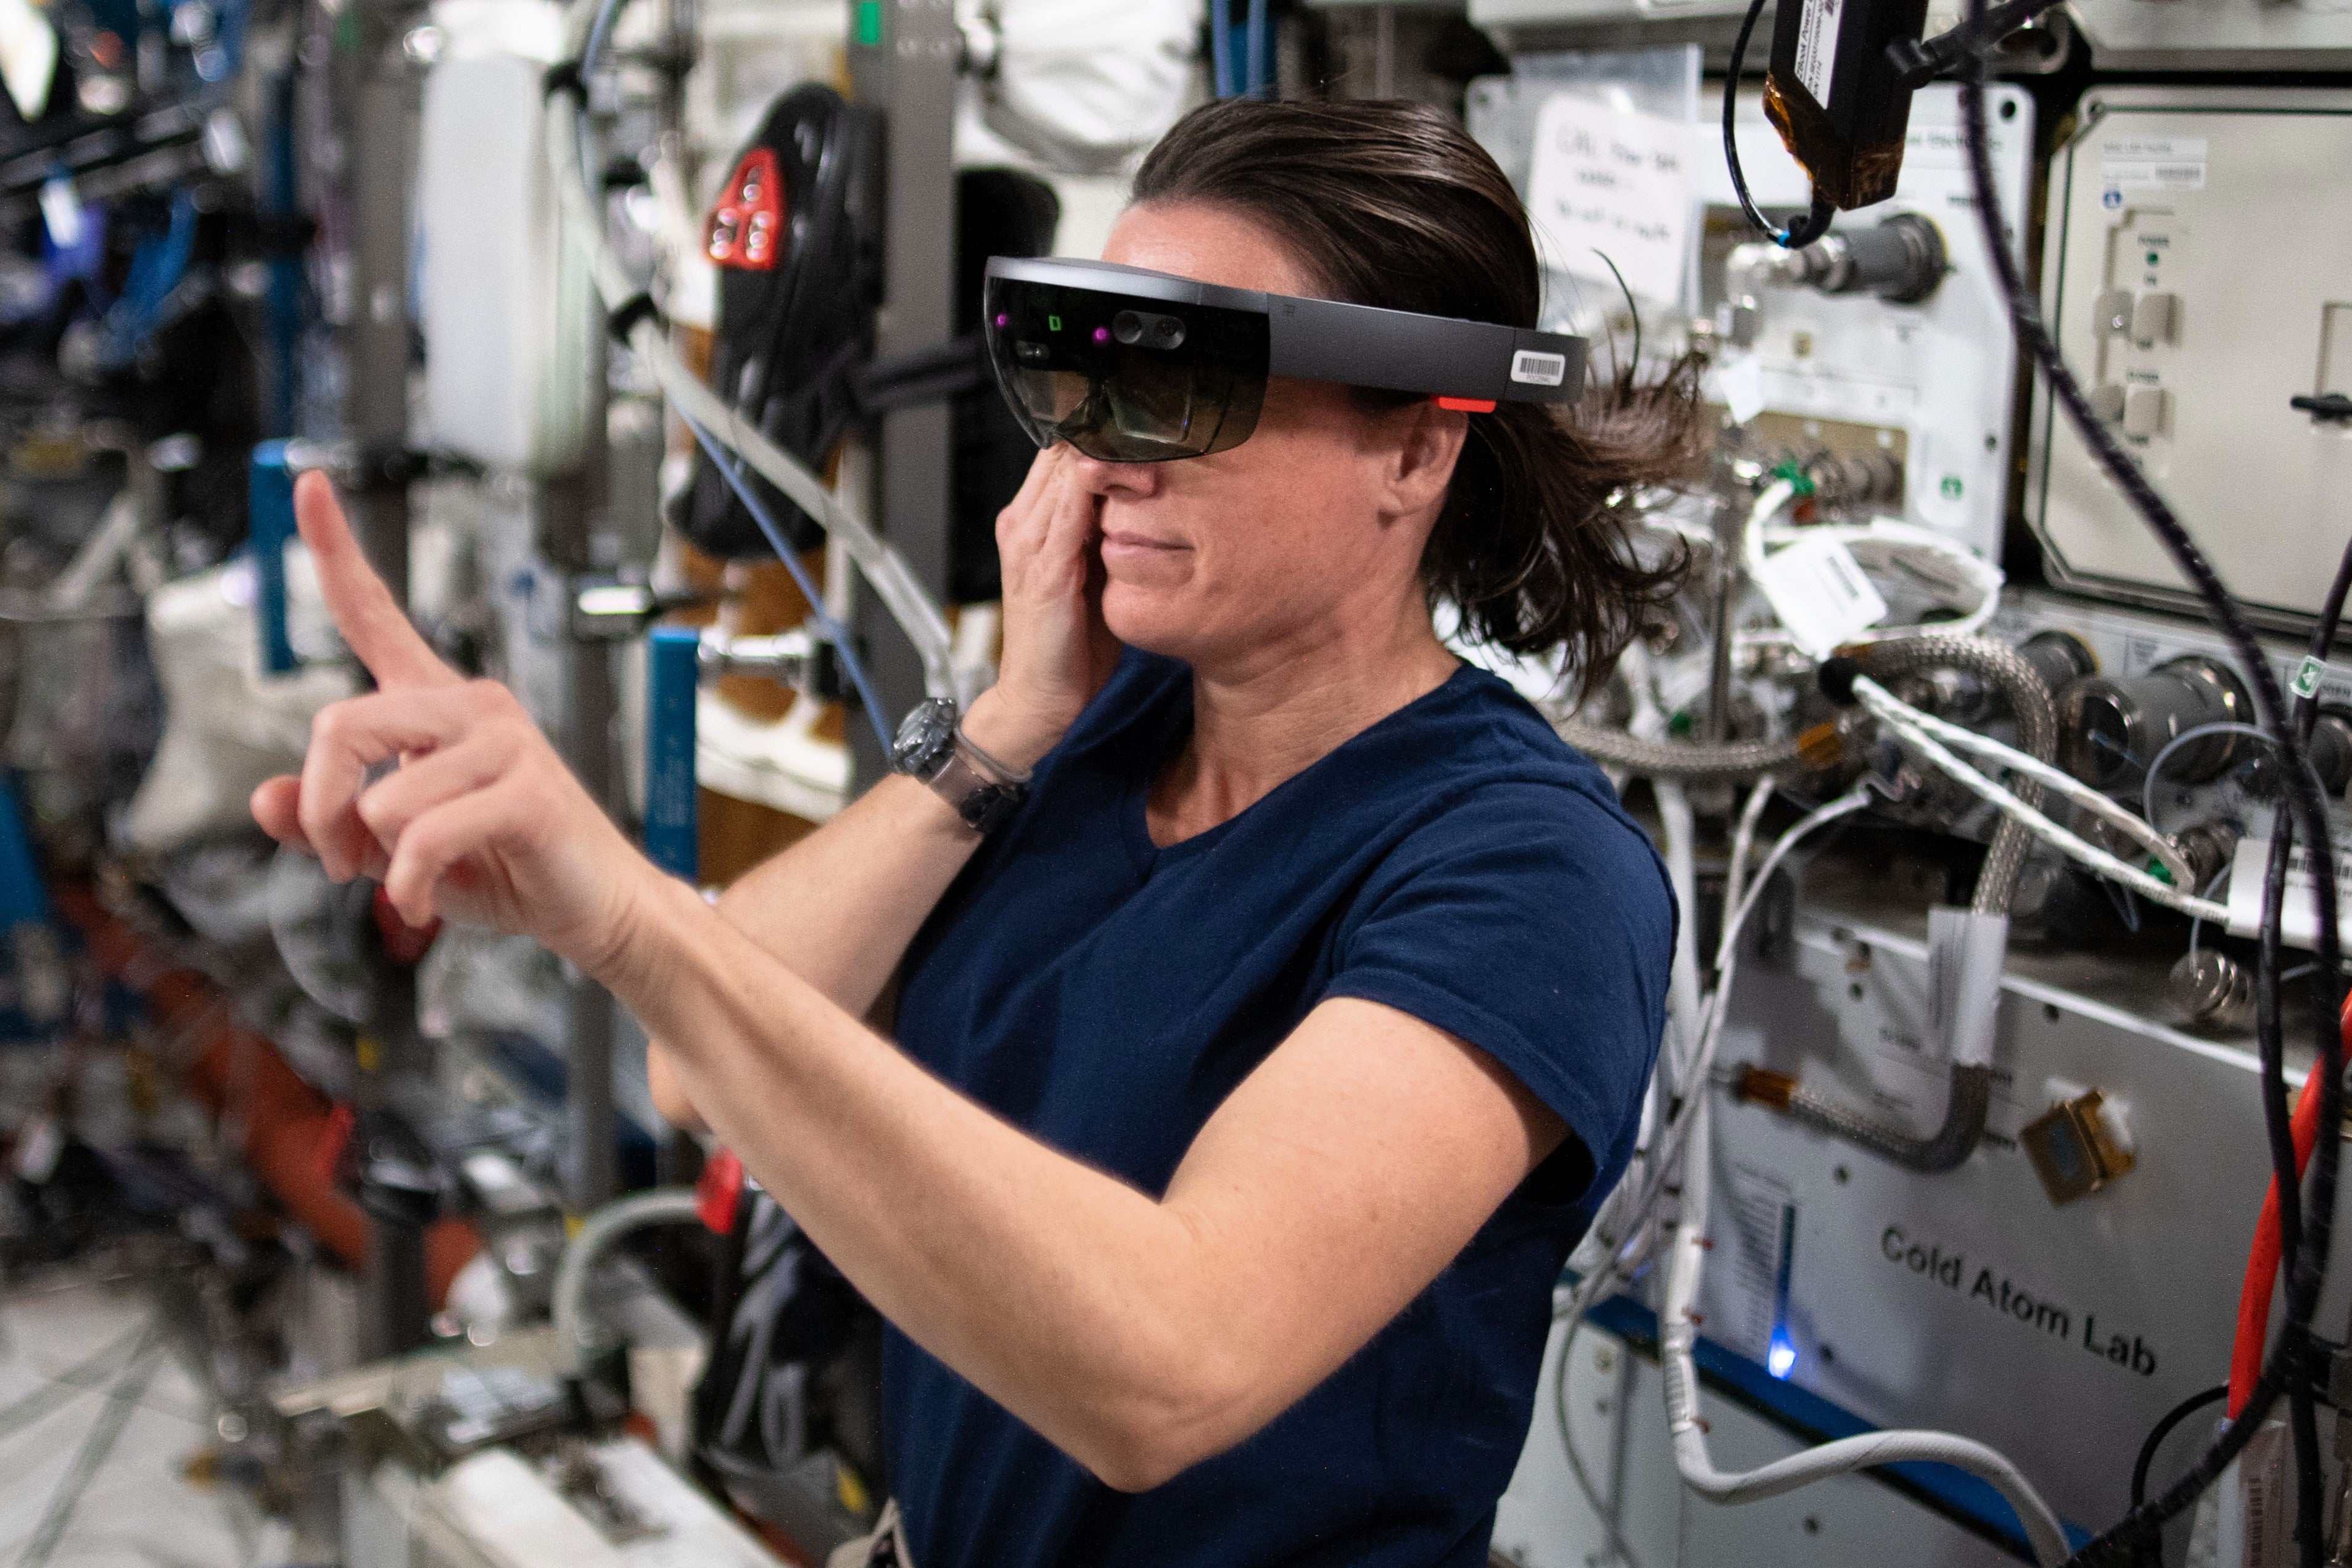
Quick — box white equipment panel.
[2063,0,2352,71]
[2026,88,2352,632]
[1694,898,2352,1533]
[1694,84,2035,563]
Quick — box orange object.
[2226,992,2352,1417]
[54,884,481,1306]
[1434,397,1496,413]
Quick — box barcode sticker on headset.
[1511,350,1567,387]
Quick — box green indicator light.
[2146,251,2160,266]
[1047,314,1062,332]
[854,0,881,46]
[1940,475,1964,500]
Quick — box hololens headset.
[981,257,1591,463]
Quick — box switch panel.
[2131,291,2178,347]
[2028,88,2352,630]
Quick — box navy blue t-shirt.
[886,650,1673,1568]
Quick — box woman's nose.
[1068,452,1165,501]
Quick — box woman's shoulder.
[1368,667,1673,912]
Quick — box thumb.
[294,471,455,689]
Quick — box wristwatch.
[891,698,1033,834]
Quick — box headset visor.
[983,274,1270,463]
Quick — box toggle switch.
[2089,383,2127,422]
[2094,289,2134,338]
[2131,291,2178,347]
[2123,385,2169,439]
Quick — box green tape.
[2296,654,2327,700]
[854,0,881,47]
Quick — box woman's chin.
[1102,587,1205,662]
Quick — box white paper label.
[1926,907,2008,1068]
[1525,94,1693,307]
[1794,0,1843,107]
[1752,532,1888,657]
[2098,135,2207,199]
[1715,350,1767,426]
[1511,350,1567,387]
[2225,833,2352,954]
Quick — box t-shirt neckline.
[1117,659,1479,877]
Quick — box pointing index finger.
[294,470,457,689]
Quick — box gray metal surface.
[848,0,962,793]
[1696,872,2340,1533]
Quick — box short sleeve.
[1322,779,1675,1204]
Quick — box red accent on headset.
[1435,397,1496,413]
[706,149,785,271]
[697,1147,747,1232]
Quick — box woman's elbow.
[645,1039,709,1132]
[1073,1352,1263,1494]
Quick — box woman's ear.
[1383,399,1471,521]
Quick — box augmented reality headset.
[981,257,1591,463]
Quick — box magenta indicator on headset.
[981,256,1590,463]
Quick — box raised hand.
[963,444,1124,770]
[250,472,653,972]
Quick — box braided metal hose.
[1553,721,1820,782]
[1745,634,2057,1174]
[1859,633,2059,918]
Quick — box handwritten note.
[1525,94,1693,308]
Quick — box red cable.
[2227,992,2352,1417]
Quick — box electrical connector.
[2020,1088,2135,1205]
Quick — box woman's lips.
[1100,529,1188,566]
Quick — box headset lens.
[983,278,1268,462]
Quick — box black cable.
[1720,0,1834,250]
[1952,12,2346,1566]
[2266,531,2352,1566]
[2131,1384,2229,1512]
[2126,1384,2229,1568]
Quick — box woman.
[255,99,1699,1568]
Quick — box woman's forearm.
[711,773,984,1012]
[642,769,986,1129]
[608,875,1239,1489]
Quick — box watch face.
[893,699,956,775]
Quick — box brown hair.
[1131,98,1704,699]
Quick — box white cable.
[1658,1089,2072,1567]
[1854,677,2230,923]
[1739,480,1799,581]
[541,10,958,701]
[1772,519,2003,645]
[1867,687,2197,889]
[1738,483,2002,650]
[1563,788,1875,1329]
[1655,780,1705,1092]
[1724,778,1777,922]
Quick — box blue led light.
[1766,1333,1797,1380]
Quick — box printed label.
[1714,351,1767,426]
[1511,350,1567,387]
[2225,828,2352,954]
[1752,532,1888,657]
[2098,135,2207,197]
[1794,0,1843,107]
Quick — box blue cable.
[1244,0,1266,97]
[678,411,897,747]
[1208,0,1234,97]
